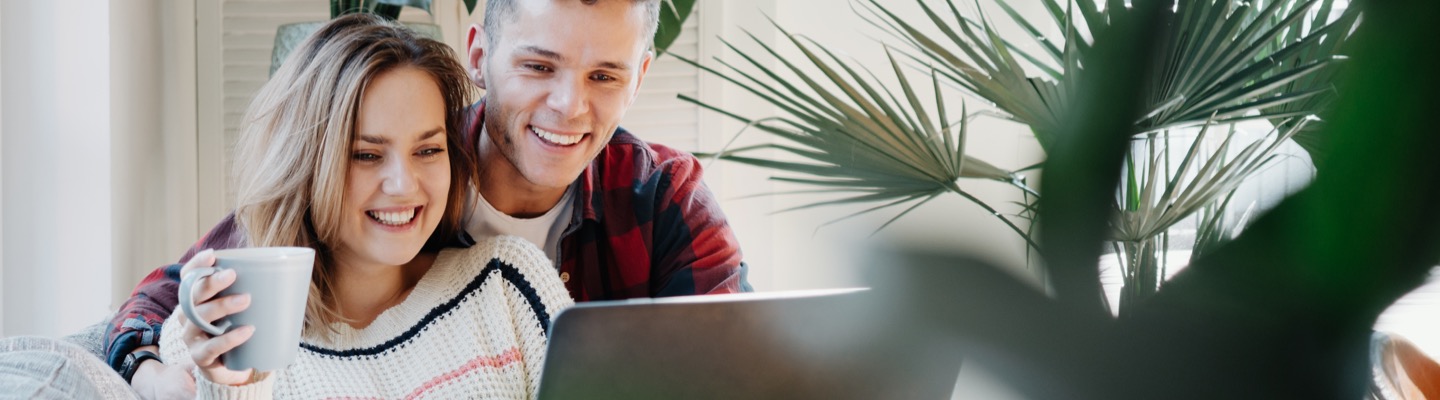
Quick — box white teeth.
[367,208,416,226]
[532,126,583,146]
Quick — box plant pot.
[271,21,443,77]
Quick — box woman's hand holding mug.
[178,249,258,385]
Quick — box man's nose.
[546,76,591,120]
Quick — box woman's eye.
[352,152,380,162]
[418,148,446,157]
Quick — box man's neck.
[475,127,571,219]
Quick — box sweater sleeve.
[194,370,276,400]
[105,213,246,371]
[159,311,277,400]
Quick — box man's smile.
[531,125,585,146]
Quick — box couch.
[0,322,137,399]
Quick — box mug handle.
[179,267,233,336]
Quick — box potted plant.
[679,0,1358,314]
[271,0,477,76]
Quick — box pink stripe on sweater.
[404,348,523,399]
[322,348,523,400]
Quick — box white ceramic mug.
[180,247,314,371]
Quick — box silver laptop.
[535,289,962,400]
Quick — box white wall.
[0,0,196,335]
[1,0,7,334]
[1,0,115,336]
[109,0,202,308]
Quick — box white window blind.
[200,0,329,215]
[221,2,331,208]
[620,12,703,152]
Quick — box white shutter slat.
[622,12,703,152]
[223,21,323,33]
[223,2,330,15]
[645,60,703,77]
[623,111,698,127]
[638,75,700,92]
[217,0,329,207]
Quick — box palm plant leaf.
[1258,0,1362,168]
[1113,119,1306,242]
[857,0,1354,311]
[655,0,698,57]
[992,1,1062,64]
[674,20,1037,247]
[858,0,1068,150]
[675,0,1354,287]
[863,0,1351,158]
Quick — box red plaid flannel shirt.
[104,102,751,371]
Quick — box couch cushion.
[0,336,137,400]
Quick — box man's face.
[472,0,653,190]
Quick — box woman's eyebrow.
[358,134,388,145]
[355,129,443,145]
[418,128,444,141]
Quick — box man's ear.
[466,24,487,89]
[628,50,654,102]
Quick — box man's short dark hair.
[483,0,662,52]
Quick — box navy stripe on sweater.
[299,258,551,358]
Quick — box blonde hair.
[232,14,476,335]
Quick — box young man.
[110,1,749,397]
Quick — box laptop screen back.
[536,289,961,400]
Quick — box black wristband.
[120,350,161,384]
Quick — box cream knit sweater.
[159,235,574,399]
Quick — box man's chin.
[514,163,582,186]
[533,178,579,190]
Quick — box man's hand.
[130,359,196,400]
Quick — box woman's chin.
[381,244,429,265]
[335,242,428,268]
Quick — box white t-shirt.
[463,183,574,266]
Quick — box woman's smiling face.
[333,66,451,269]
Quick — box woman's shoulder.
[438,235,553,276]
[437,234,574,314]
[300,235,572,349]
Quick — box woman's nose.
[381,159,419,195]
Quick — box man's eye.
[592,73,615,82]
[525,64,552,72]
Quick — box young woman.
[159,14,572,399]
